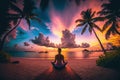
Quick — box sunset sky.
[6,0,120,51]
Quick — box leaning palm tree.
[0,0,41,50]
[0,0,22,50]
[98,0,120,39]
[0,0,22,38]
[75,9,106,53]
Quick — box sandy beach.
[0,58,120,80]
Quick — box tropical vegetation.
[96,48,120,70]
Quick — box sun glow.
[44,0,109,47]
[47,16,65,38]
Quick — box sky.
[5,0,120,51]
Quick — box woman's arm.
[62,55,68,64]
[53,55,57,63]
[62,55,65,63]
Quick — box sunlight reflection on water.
[9,51,103,59]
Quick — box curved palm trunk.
[92,28,106,54]
[0,19,22,51]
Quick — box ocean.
[7,50,103,59]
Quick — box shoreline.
[10,56,100,60]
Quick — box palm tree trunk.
[0,19,22,51]
[92,28,106,54]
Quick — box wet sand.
[0,58,120,80]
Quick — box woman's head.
[58,48,61,54]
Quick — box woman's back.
[55,54,64,65]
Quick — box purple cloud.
[61,29,80,48]
[31,33,56,47]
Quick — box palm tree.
[75,9,106,53]
[0,0,22,50]
[98,0,120,39]
[0,0,41,50]
[0,0,22,38]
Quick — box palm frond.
[9,2,23,14]
[105,23,120,39]
[115,22,120,28]
[102,19,112,31]
[25,18,30,30]
[88,27,92,34]
[111,23,120,35]
[75,19,84,23]
[97,10,110,16]
[81,24,88,35]
[31,17,41,23]
[114,28,120,35]
[91,11,96,18]
[101,4,109,10]
[76,22,86,27]
[92,23,102,32]
[92,17,105,22]
[105,28,111,39]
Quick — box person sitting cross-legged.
[51,48,67,69]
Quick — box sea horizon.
[6,50,103,59]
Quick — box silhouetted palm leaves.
[0,0,41,50]
[0,0,21,37]
[23,0,41,29]
[98,0,120,39]
[75,9,106,53]
[75,9,104,34]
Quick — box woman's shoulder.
[61,54,64,57]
